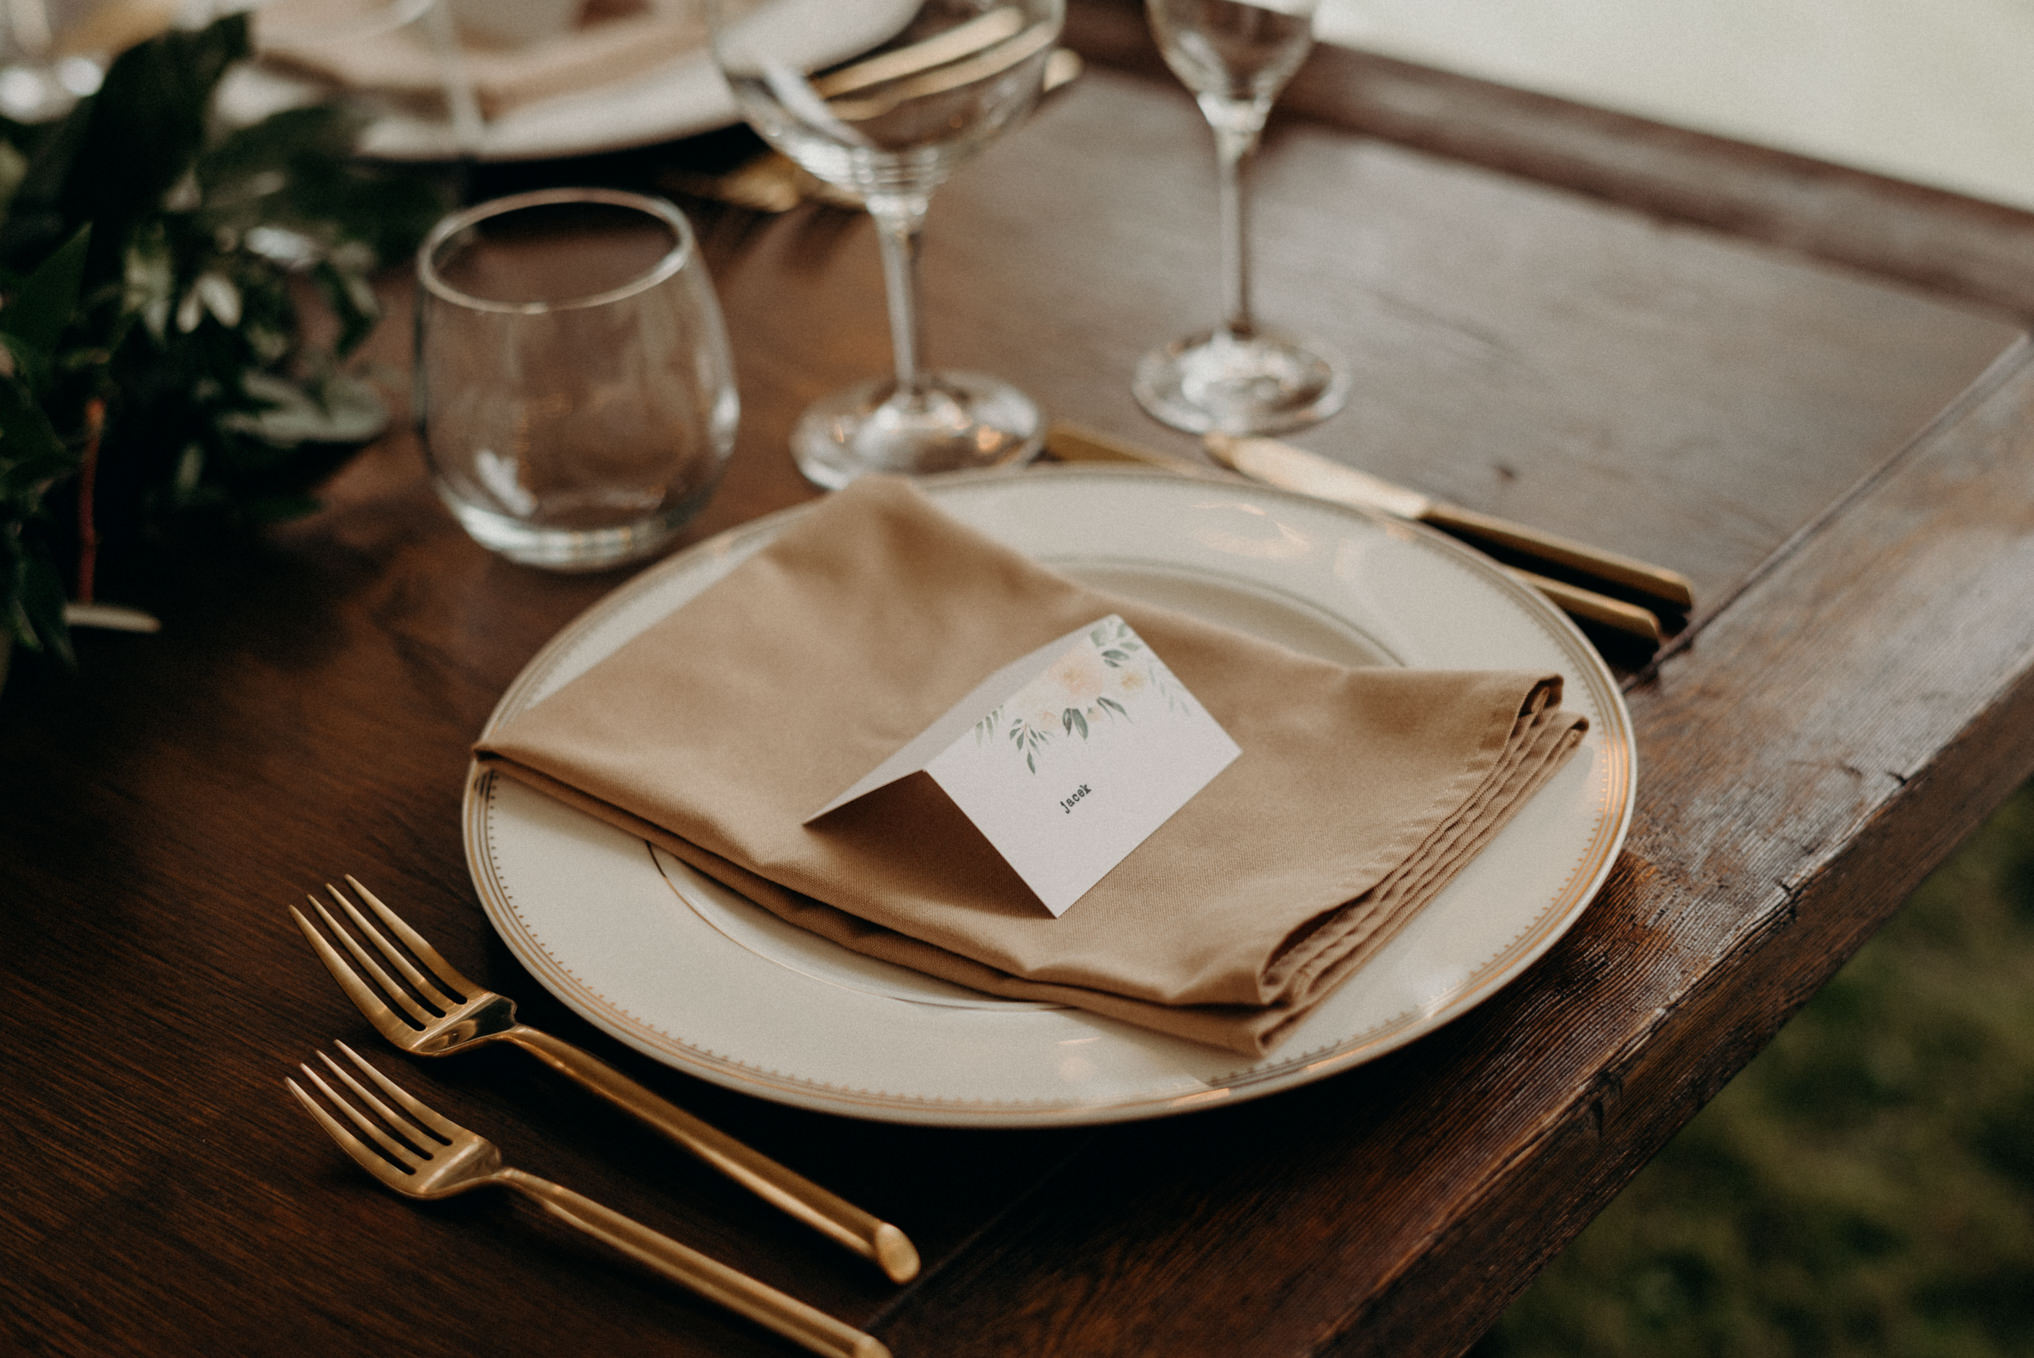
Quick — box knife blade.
[1204,433,1695,614]
[1044,422,1665,647]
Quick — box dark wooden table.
[10,5,2034,1354]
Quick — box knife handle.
[1512,569,1662,646]
[1420,503,1695,613]
[1042,423,1664,649]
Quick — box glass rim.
[417,187,698,316]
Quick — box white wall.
[1316,0,2034,210]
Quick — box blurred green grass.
[1475,780,2034,1358]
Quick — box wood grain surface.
[1069,0,2034,321]
[5,12,2033,1356]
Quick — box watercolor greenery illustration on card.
[974,617,1189,774]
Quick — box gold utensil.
[1045,422,1667,647]
[665,47,1084,213]
[291,877,918,1284]
[1203,432,1696,614]
[286,1044,890,1358]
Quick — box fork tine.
[334,1040,464,1143]
[302,895,438,1025]
[316,1046,446,1151]
[298,1062,427,1169]
[285,1075,407,1180]
[344,875,483,1001]
[289,904,427,1038]
[323,882,460,1011]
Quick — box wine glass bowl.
[1149,0,1311,102]
[708,0,1063,489]
[1135,0,1347,436]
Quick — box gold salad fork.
[291,877,918,1284]
[287,1044,890,1358]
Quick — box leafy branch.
[0,14,446,667]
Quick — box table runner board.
[873,339,2034,1358]
[698,63,2019,626]
[1068,0,2034,321]
[2,35,2028,1358]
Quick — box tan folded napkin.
[477,477,1588,1054]
[256,0,705,120]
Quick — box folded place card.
[810,616,1241,916]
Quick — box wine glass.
[1135,0,1347,435]
[706,0,1063,489]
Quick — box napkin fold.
[476,477,1588,1054]
[256,0,705,120]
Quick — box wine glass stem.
[1203,97,1270,343]
[868,193,933,405]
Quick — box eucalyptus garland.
[0,14,445,667]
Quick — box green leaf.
[309,258,380,356]
[0,141,29,218]
[237,491,323,522]
[193,270,241,328]
[6,542,73,664]
[0,371,70,496]
[0,224,89,359]
[198,104,365,190]
[121,224,174,340]
[58,16,251,277]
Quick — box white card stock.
[810,616,1241,915]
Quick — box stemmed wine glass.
[706,0,1064,489]
[1135,0,1347,435]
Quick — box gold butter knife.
[1204,433,1695,614]
[1045,422,1666,647]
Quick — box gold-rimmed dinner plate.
[464,468,1634,1127]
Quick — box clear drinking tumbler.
[415,188,739,570]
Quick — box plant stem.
[75,397,104,606]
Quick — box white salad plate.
[215,38,726,162]
[464,468,1635,1127]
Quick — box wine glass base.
[1133,329,1348,436]
[791,372,1043,490]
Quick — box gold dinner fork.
[286,1044,890,1358]
[290,877,918,1283]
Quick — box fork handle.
[503,1025,919,1283]
[502,1170,890,1358]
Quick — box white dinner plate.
[464,468,1635,1127]
[218,0,902,161]
[216,38,732,162]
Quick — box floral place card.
[810,616,1241,915]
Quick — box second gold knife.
[1204,433,1695,614]
[1045,422,1666,647]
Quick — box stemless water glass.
[416,189,739,570]
[1135,0,1347,435]
[706,0,1064,489]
